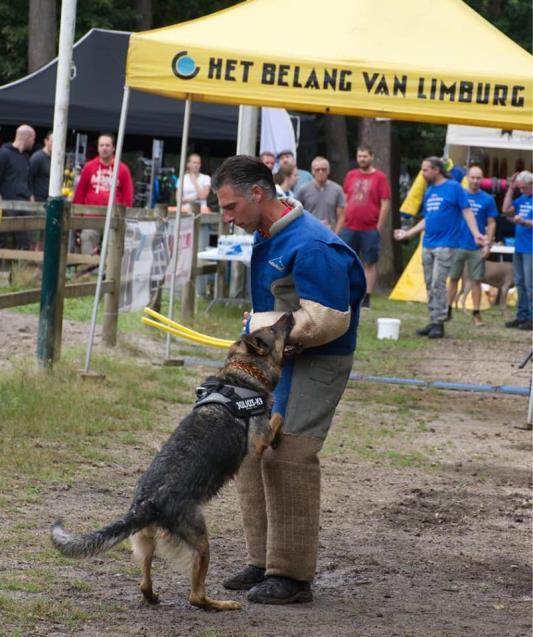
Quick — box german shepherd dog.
[51,313,294,611]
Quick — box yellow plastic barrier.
[142,307,233,349]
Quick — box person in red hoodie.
[73,134,134,255]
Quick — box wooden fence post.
[147,204,168,313]
[102,204,126,347]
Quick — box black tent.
[0,28,238,140]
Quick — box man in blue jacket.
[212,155,366,604]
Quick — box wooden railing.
[0,201,224,353]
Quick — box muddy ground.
[1,310,531,637]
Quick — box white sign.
[119,216,194,313]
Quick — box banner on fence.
[119,216,194,313]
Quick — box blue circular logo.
[172,51,200,80]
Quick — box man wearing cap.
[277,149,313,195]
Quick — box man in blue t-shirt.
[447,165,497,326]
[502,170,533,331]
[394,156,486,338]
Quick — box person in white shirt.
[178,153,211,212]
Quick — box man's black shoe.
[361,294,370,310]
[247,576,313,605]
[518,320,533,331]
[222,565,266,591]
[444,305,453,322]
[428,323,444,339]
[505,318,522,328]
[416,323,433,336]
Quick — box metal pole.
[165,96,192,360]
[236,105,258,155]
[37,0,77,368]
[84,86,130,372]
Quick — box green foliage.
[0,1,27,85]
[0,0,242,86]
[464,0,532,53]
[152,0,240,29]
[394,123,448,177]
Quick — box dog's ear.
[242,333,270,356]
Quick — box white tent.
[446,125,533,151]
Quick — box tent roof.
[446,125,533,151]
[0,29,238,140]
[127,0,532,130]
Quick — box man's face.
[217,184,262,234]
[356,150,373,170]
[421,161,439,184]
[24,131,36,152]
[261,155,275,171]
[44,135,53,154]
[467,167,483,192]
[312,160,329,186]
[97,136,115,162]
[517,179,533,195]
[279,153,295,167]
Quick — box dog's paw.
[190,595,242,611]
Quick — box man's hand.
[480,244,491,259]
[509,215,524,225]
[394,228,408,241]
[242,311,251,328]
[475,234,488,248]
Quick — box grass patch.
[323,382,437,469]
[0,350,196,486]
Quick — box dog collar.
[194,377,269,419]
[226,361,270,387]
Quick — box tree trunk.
[135,0,153,30]
[358,118,402,288]
[28,0,57,73]
[323,115,349,184]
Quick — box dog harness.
[194,377,269,421]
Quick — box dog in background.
[454,260,514,315]
[51,313,295,611]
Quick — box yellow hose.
[142,307,233,348]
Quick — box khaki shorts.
[449,248,485,281]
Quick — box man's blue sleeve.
[292,243,350,312]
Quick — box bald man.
[0,124,36,250]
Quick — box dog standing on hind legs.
[51,313,295,611]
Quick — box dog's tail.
[51,513,139,558]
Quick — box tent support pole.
[165,95,192,360]
[84,85,130,373]
[36,0,77,369]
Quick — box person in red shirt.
[340,144,390,309]
[73,133,134,255]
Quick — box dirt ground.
[1,310,531,637]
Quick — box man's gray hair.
[212,155,276,199]
[517,170,533,185]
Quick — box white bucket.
[376,318,401,340]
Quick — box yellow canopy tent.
[85,0,533,363]
[126,0,532,130]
